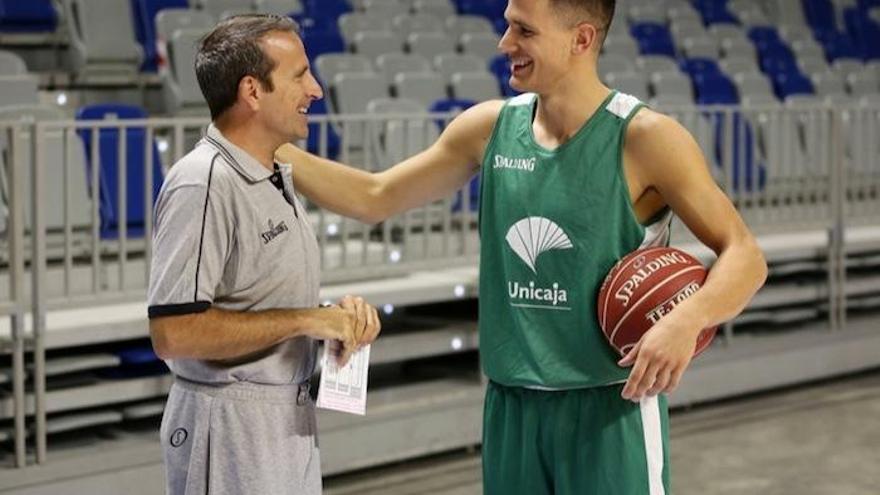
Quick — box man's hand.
[618,310,702,402]
[320,295,381,366]
[338,295,381,347]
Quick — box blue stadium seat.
[0,0,58,32]
[302,0,351,19]
[489,55,519,97]
[772,72,814,99]
[693,0,739,26]
[747,26,782,46]
[101,346,167,378]
[760,55,800,76]
[456,0,505,19]
[493,17,507,35]
[131,0,189,72]
[302,30,345,62]
[817,31,864,61]
[802,0,836,32]
[294,14,340,37]
[843,7,880,60]
[489,55,507,78]
[306,97,341,160]
[757,43,795,62]
[681,57,722,76]
[630,23,677,57]
[75,104,164,239]
[693,73,738,104]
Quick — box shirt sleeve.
[147,167,233,319]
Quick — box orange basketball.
[597,246,717,358]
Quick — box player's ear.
[238,75,261,112]
[572,21,599,55]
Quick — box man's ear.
[238,75,262,112]
[572,21,600,54]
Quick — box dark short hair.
[550,0,616,45]
[195,14,300,120]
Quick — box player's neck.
[214,115,279,171]
[533,77,611,149]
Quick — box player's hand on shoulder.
[618,310,703,402]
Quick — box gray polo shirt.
[147,124,320,385]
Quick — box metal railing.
[0,101,878,468]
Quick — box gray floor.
[324,370,880,495]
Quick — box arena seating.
[1,3,879,491]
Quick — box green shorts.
[482,381,670,495]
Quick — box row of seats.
[348,29,498,61]
[318,53,499,109]
[4,2,880,109]
[599,0,880,106]
[0,103,162,238]
[0,0,307,77]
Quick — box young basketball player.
[277,1,767,492]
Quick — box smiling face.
[254,31,324,142]
[498,0,603,95]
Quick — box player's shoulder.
[627,106,688,141]
[624,106,709,184]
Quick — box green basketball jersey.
[478,91,672,389]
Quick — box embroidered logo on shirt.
[493,154,536,172]
[261,219,289,244]
[170,428,188,447]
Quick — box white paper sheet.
[316,341,370,415]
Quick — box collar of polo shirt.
[205,124,275,183]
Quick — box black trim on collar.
[272,163,298,217]
[204,134,272,182]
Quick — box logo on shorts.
[261,219,289,244]
[170,428,188,448]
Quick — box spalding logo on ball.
[597,246,717,358]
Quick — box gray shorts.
[160,377,321,495]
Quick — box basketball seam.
[599,246,678,330]
[608,265,704,345]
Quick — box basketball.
[597,246,717,358]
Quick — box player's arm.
[620,109,768,400]
[149,295,378,365]
[276,100,504,223]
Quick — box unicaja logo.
[505,217,573,310]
